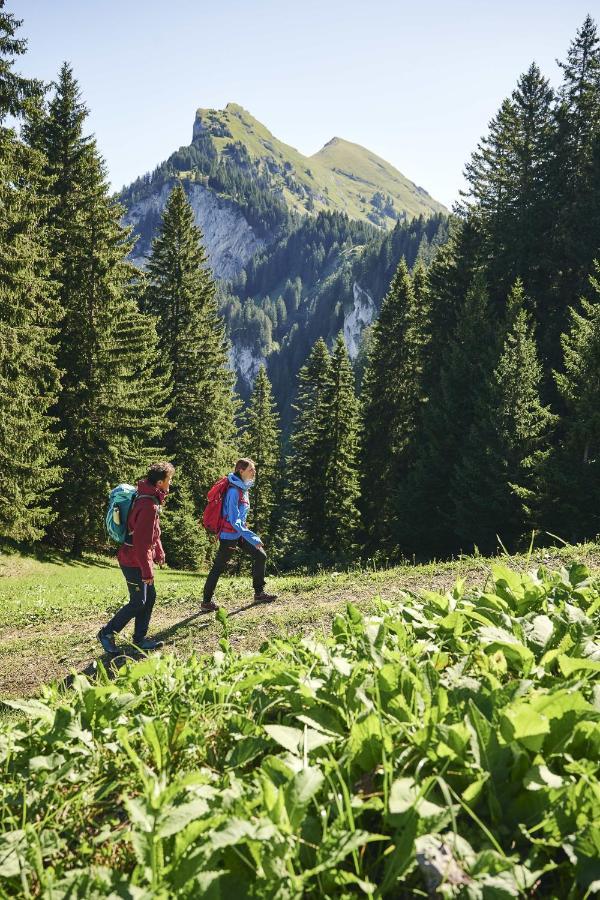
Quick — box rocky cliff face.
[123,181,266,280]
[343,282,376,359]
[229,344,266,390]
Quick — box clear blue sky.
[14,0,595,208]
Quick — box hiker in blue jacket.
[201,457,277,612]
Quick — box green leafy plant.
[1,562,599,897]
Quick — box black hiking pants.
[103,565,156,642]
[203,537,266,602]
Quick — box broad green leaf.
[348,713,392,770]
[157,799,210,837]
[124,795,155,832]
[209,817,277,850]
[28,752,66,772]
[389,777,445,819]
[310,830,387,876]
[558,655,600,676]
[525,615,554,648]
[0,830,25,878]
[501,703,550,751]
[523,764,564,791]
[478,626,534,672]
[284,766,324,829]
[2,697,55,723]
[263,723,334,755]
[127,656,162,682]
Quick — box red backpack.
[202,477,241,535]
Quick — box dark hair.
[146,461,175,485]
[234,457,255,474]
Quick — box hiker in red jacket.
[98,462,174,654]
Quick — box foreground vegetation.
[0,554,599,897]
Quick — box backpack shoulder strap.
[126,492,160,539]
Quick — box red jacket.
[117,479,166,580]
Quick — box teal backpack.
[105,484,158,545]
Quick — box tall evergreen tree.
[159,478,205,570]
[32,64,167,553]
[240,365,281,542]
[322,334,361,558]
[552,15,600,359]
[449,281,555,552]
[0,0,41,119]
[400,272,498,557]
[145,182,238,509]
[0,3,62,542]
[460,63,557,349]
[550,264,600,539]
[360,259,430,550]
[285,338,332,558]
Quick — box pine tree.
[551,264,600,539]
[449,281,555,552]
[32,64,168,553]
[552,16,600,364]
[0,4,62,542]
[285,338,332,559]
[0,1,41,120]
[240,365,281,542]
[460,63,556,341]
[159,477,205,570]
[400,271,499,557]
[145,182,238,511]
[321,334,361,558]
[360,259,430,550]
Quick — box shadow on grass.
[58,598,277,691]
[0,541,118,570]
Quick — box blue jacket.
[220,473,261,547]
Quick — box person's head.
[146,461,175,492]
[234,457,256,485]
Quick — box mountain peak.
[320,136,353,150]
[186,103,445,223]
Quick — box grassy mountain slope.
[194,102,447,225]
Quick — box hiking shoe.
[97,628,118,655]
[200,599,220,613]
[134,637,164,651]
[254,591,278,604]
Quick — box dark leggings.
[203,537,266,601]
[103,565,156,642]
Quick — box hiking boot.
[134,637,164,651]
[254,591,278,604]
[97,628,118,655]
[200,599,220,613]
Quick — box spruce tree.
[551,264,600,539]
[461,64,556,340]
[0,4,62,542]
[322,333,361,559]
[285,338,332,559]
[400,271,498,557]
[360,259,430,550]
[449,281,555,552]
[33,64,168,553]
[145,182,238,512]
[0,1,41,119]
[240,365,281,542]
[159,478,205,570]
[552,16,600,362]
